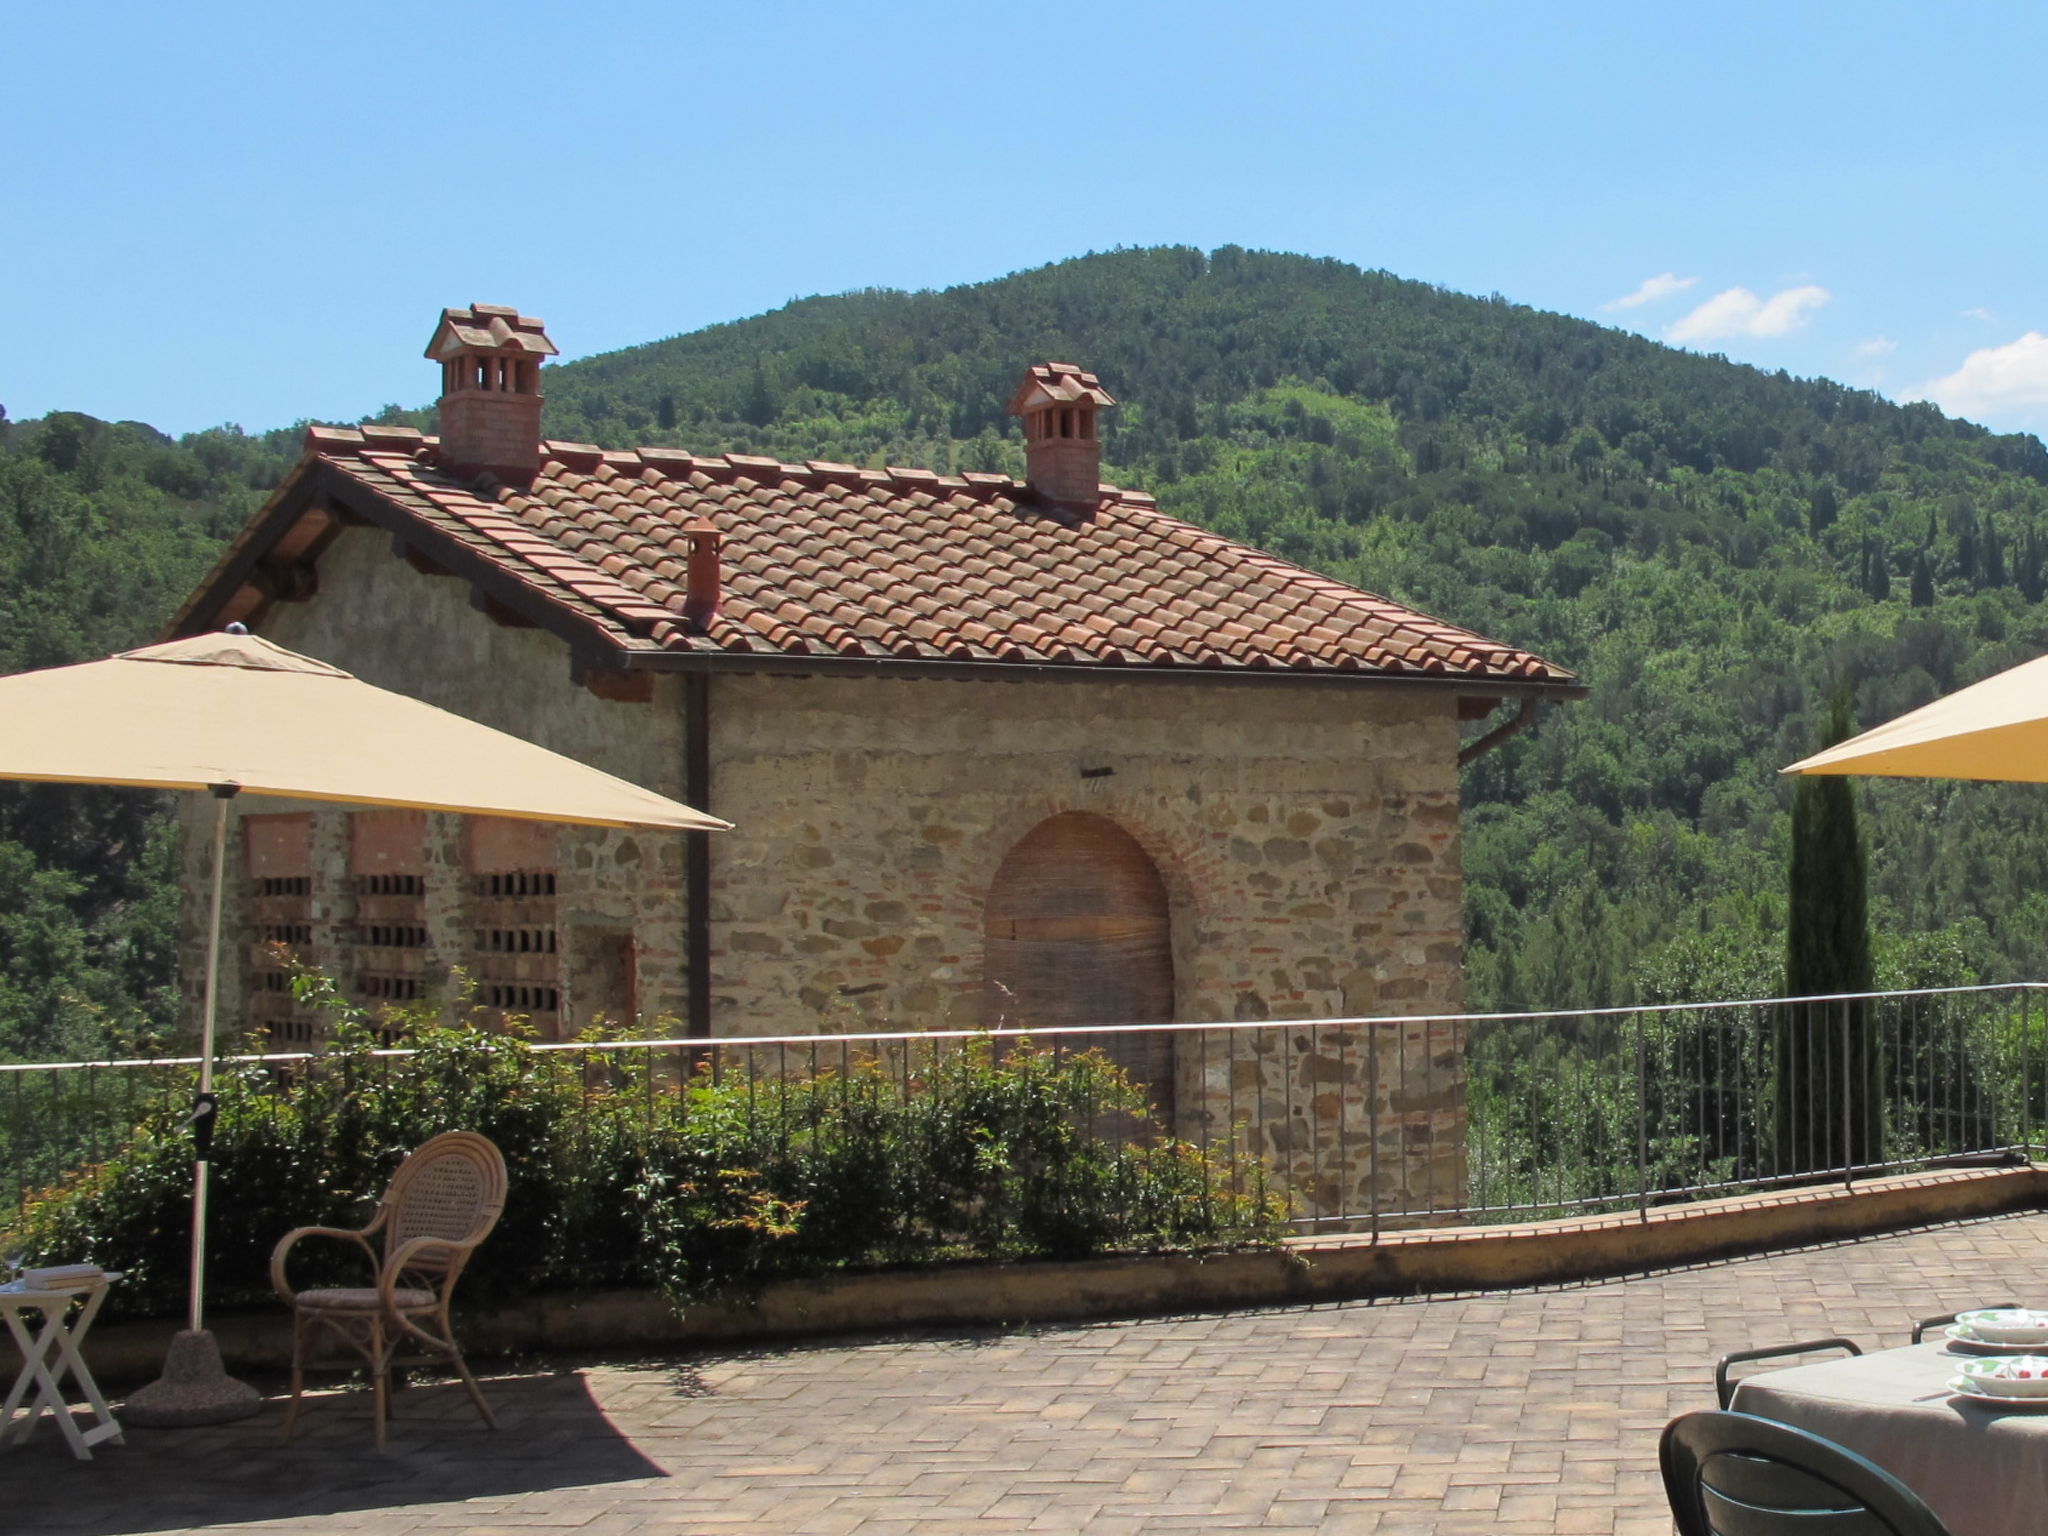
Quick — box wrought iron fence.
[1461,983,2043,1226]
[3,983,2041,1233]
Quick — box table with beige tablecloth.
[1730,1340,2048,1536]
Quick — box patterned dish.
[1944,1324,2048,1355]
[1955,1309,2048,1345]
[1948,1377,2048,1410]
[1957,1357,2048,1397]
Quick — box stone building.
[168,304,1580,1211]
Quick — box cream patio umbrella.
[0,626,727,1423]
[1784,651,2048,782]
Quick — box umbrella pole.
[187,788,231,1333]
[125,784,261,1427]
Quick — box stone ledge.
[51,1163,2045,1386]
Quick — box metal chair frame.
[1911,1302,2021,1344]
[271,1130,507,1448]
[1661,1410,1952,1536]
[1714,1337,1863,1409]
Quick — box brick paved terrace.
[10,1211,2048,1535]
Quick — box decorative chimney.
[425,304,559,484]
[1006,363,1116,509]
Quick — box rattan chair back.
[382,1131,507,1275]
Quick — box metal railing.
[4,983,2042,1233]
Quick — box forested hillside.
[0,411,296,1058]
[8,244,2048,1059]
[525,247,2048,1010]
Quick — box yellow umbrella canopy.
[1784,651,2048,782]
[0,630,727,828]
[0,629,725,1399]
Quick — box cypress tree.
[1807,480,1839,535]
[2020,528,2047,604]
[741,360,780,427]
[1863,535,1891,601]
[1775,694,1881,1174]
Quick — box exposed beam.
[580,670,654,704]
[471,588,538,629]
[395,538,454,578]
[253,560,319,604]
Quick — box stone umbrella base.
[121,1329,265,1428]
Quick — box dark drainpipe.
[1457,697,1539,768]
[682,522,720,1040]
[685,670,712,1040]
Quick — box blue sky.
[6,1,2046,439]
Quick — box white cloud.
[1962,307,1996,322]
[1667,284,1831,343]
[1605,272,1697,311]
[1919,332,2048,424]
[1852,336,1898,359]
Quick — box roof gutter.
[1458,697,1541,768]
[598,646,1589,701]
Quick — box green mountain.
[524,246,2048,1010]
[0,412,297,1057]
[9,244,2048,1057]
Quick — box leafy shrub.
[9,984,1284,1321]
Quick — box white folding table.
[0,1271,124,1460]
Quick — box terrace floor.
[10,1211,2048,1535]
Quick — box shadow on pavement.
[5,1369,671,1535]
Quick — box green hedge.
[10,992,1284,1321]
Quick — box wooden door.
[983,813,1175,1120]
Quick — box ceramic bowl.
[1956,1309,2048,1345]
[1959,1356,2048,1396]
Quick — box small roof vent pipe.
[681,523,722,633]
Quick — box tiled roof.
[251,425,1574,686]
[1007,363,1117,414]
[424,304,558,359]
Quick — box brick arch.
[982,811,1175,1116]
[973,795,1204,940]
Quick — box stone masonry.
[184,525,1468,1213]
[169,313,1583,1222]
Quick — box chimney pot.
[424,304,559,485]
[1006,363,1116,511]
[682,523,721,631]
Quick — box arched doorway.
[982,812,1175,1119]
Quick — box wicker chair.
[271,1131,507,1447]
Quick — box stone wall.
[706,671,1469,1216]
[183,528,1472,1212]
[182,528,688,1040]
[706,672,1464,1031]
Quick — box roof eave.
[171,452,1586,704]
[162,453,333,641]
[599,646,1587,698]
[167,456,636,662]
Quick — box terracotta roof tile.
[425,305,557,360]
[296,435,1574,688]
[1006,363,1117,413]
